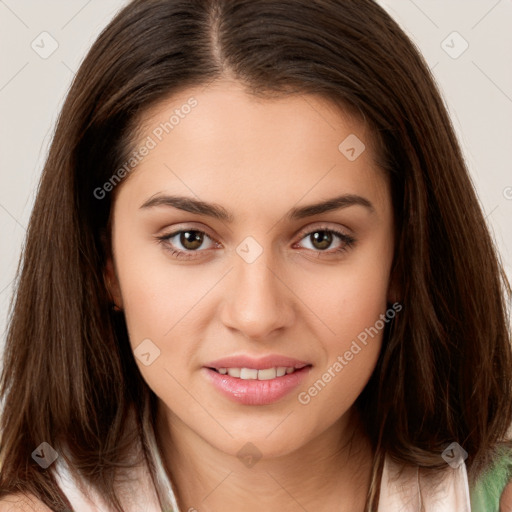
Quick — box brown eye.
[179,231,204,250]
[157,228,218,259]
[296,226,356,256]
[309,231,334,251]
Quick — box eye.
[294,226,356,256]
[156,229,219,260]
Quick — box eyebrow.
[139,193,375,222]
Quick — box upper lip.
[204,355,311,370]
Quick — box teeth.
[217,366,297,380]
[240,368,258,380]
[227,368,241,378]
[277,367,287,377]
[257,368,276,380]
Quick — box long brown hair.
[1,0,511,510]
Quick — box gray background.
[1,0,511,347]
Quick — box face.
[107,79,395,460]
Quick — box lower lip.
[203,366,311,405]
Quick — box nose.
[219,248,295,341]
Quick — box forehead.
[116,79,390,216]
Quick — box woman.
[0,1,511,510]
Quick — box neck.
[156,404,373,512]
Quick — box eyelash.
[156,225,356,261]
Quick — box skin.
[107,79,395,512]
[501,483,512,512]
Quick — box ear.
[104,257,123,310]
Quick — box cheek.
[296,238,392,348]
[113,242,206,403]
[112,227,230,399]
[294,237,393,412]
[113,228,203,344]
[295,274,392,429]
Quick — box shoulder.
[0,494,53,512]
[501,481,512,512]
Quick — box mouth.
[203,356,312,405]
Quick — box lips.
[203,355,312,405]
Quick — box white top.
[52,409,472,511]
[53,418,179,511]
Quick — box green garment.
[471,446,512,511]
